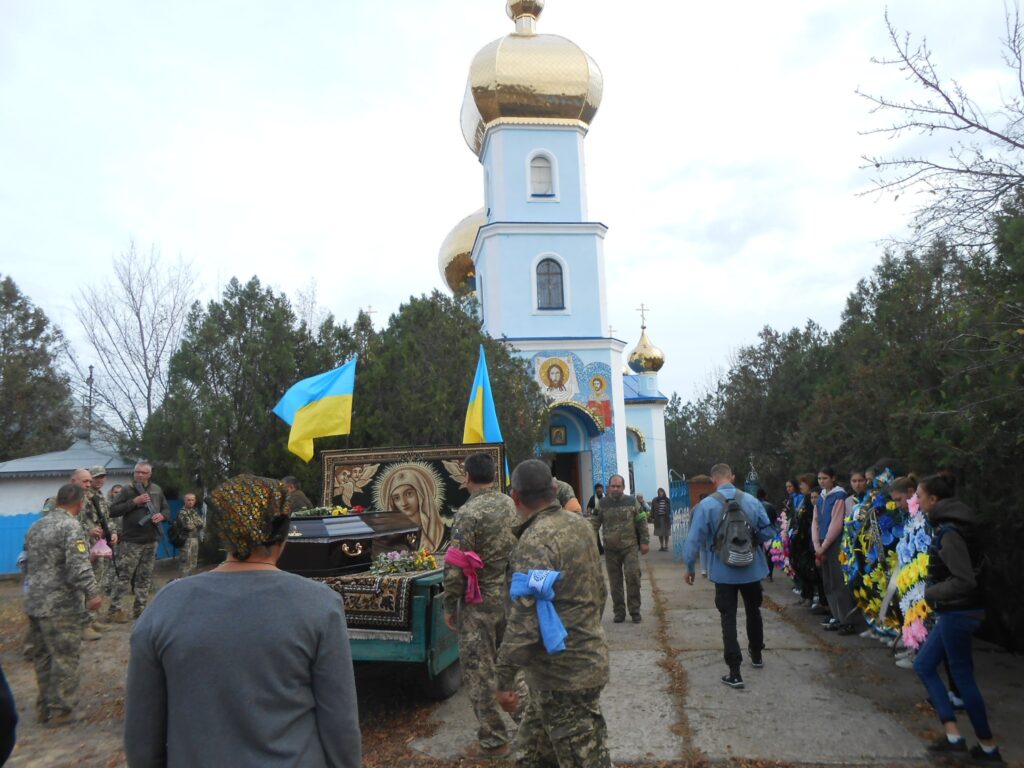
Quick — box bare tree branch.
[70,241,196,448]
[858,7,1024,249]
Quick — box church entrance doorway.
[552,452,580,499]
[543,403,602,502]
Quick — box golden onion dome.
[438,208,486,294]
[460,0,603,156]
[628,325,666,373]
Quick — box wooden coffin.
[277,511,421,578]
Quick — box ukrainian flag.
[463,345,504,444]
[273,358,356,462]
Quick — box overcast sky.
[0,0,1012,401]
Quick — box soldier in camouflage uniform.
[23,483,102,725]
[84,467,119,596]
[282,476,313,512]
[108,462,169,622]
[443,453,526,759]
[176,493,205,577]
[553,478,583,513]
[497,460,611,768]
[41,468,93,515]
[591,474,649,623]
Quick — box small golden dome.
[628,325,666,373]
[507,0,545,20]
[460,2,603,156]
[438,208,486,294]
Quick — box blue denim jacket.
[683,484,775,584]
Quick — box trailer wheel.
[421,659,462,700]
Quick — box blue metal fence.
[0,499,184,575]
[0,512,41,574]
[669,479,690,562]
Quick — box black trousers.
[714,581,764,673]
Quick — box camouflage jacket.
[496,504,609,692]
[443,487,518,614]
[177,505,204,534]
[286,489,313,512]
[81,488,112,540]
[23,507,99,618]
[554,479,577,511]
[591,494,649,550]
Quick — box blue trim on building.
[506,336,624,342]
[622,375,669,402]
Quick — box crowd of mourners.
[764,462,1003,763]
[8,454,1006,767]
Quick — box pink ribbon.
[444,547,484,604]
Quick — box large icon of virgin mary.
[372,462,446,552]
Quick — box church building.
[438,0,669,500]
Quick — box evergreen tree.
[350,291,545,467]
[0,275,74,460]
[144,284,545,502]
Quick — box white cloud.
[0,0,1013,402]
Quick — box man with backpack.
[683,463,775,690]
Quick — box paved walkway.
[413,549,1023,765]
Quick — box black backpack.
[168,515,189,548]
[711,491,756,568]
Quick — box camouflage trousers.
[459,604,529,749]
[108,541,157,618]
[27,614,83,721]
[90,554,109,596]
[513,687,611,768]
[604,545,641,620]
[178,536,199,577]
[101,551,119,596]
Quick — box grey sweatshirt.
[125,570,361,768]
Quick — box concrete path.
[413,548,1023,765]
[411,561,682,763]
[653,552,923,765]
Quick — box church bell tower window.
[536,258,564,310]
[530,155,555,197]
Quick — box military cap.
[89,465,108,478]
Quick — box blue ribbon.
[510,569,567,654]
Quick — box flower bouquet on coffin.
[369,548,438,576]
[291,504,367,519]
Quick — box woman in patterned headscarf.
[124,475,361,768]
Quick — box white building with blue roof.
[0,430,134,572]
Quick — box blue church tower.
[439,0,669,499]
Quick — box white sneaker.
[894,649,914,660]
[895,656,915,669]
[859,629,876,639]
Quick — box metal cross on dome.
[636,303,650,327]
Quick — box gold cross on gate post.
[636,303,649,327]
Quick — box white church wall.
[482,125,588,221]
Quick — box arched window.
[536,258,564,309]
[530,155,554,196]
